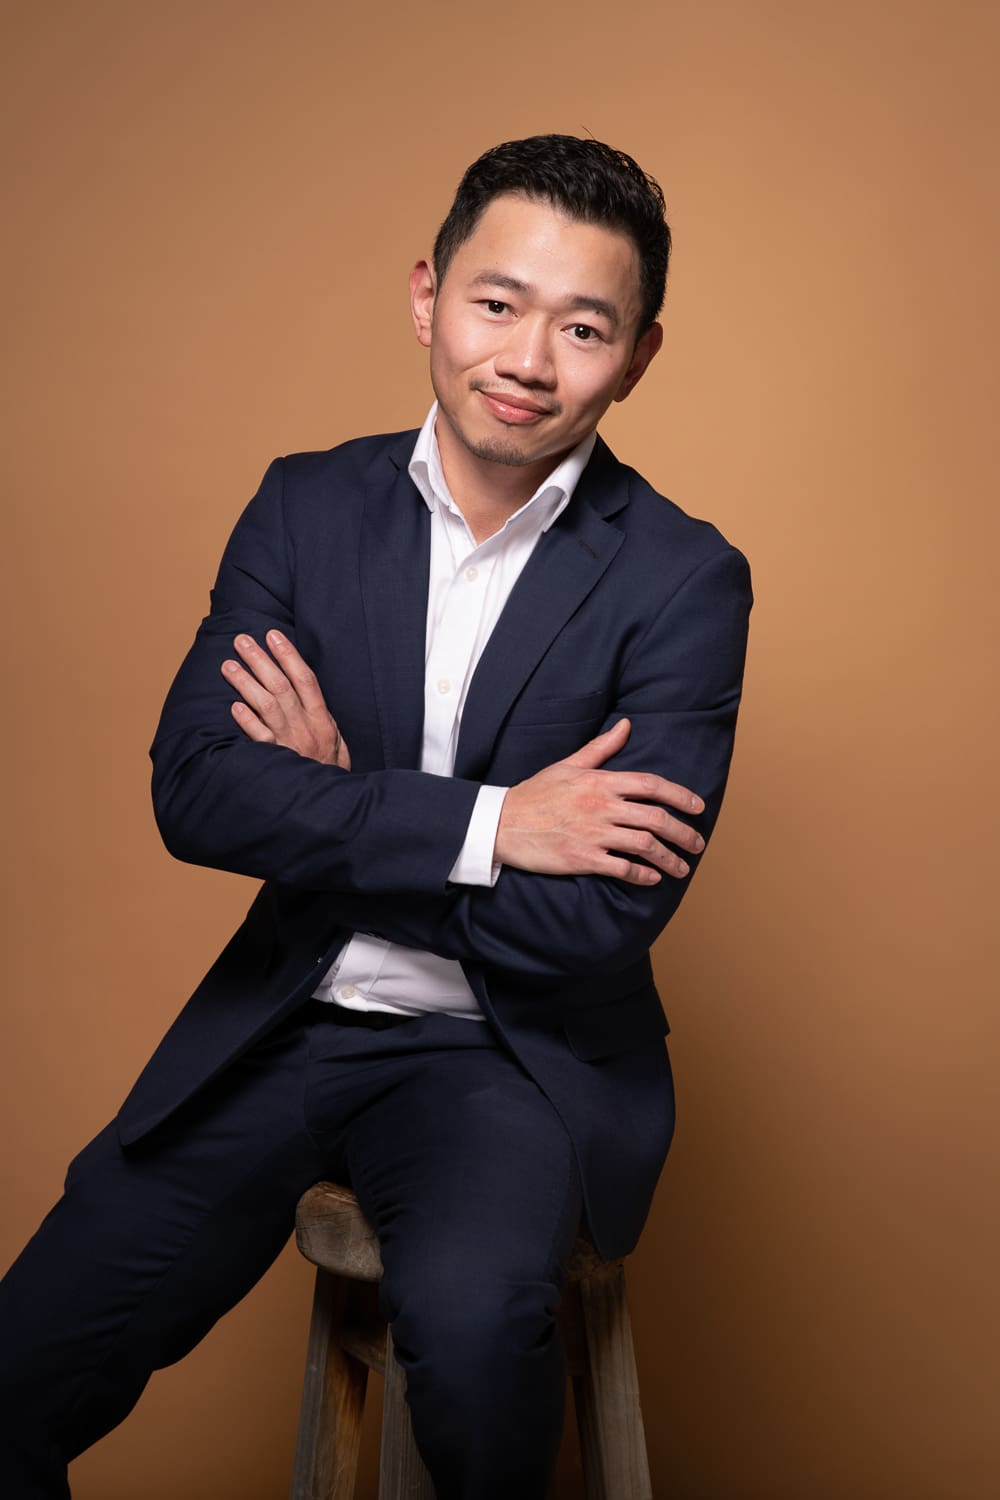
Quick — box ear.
[614,321,663,403]
[409,260,436,348]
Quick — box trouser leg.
[312,1018,582,1500]
[1,1004,585,1500]
[0,1013,329,1499]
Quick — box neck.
[434,413,569,543]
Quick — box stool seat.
[291,1181,652,1499]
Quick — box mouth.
[476,389,555,426]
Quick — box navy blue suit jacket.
[120,429,752,1258]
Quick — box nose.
[493,315,556,388]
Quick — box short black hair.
[433,134,671,334]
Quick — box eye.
[570,324,599,341]
[484,300,509,316]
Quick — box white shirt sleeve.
[447,784,509,887]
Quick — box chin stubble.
[464,435,542,468]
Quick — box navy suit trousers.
[0,1003,582,1499]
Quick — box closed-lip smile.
[478,390,554,423]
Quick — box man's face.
[409,193,662,486]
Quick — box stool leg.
[572,1266,652,1500]
[378,1329,436,1500]
[291,1269,369,1500]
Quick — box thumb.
[565,717,631,770]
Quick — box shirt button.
[437,678,451,694]
[465,565,479,582]
[339,985,357,1000]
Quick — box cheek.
[431,318,494,380]
[562,360,625,416]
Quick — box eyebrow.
[469,270,621,328]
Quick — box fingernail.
[236,635,252,649]
[691,796,704,812]
[694,835,705,852]
[268,629,285,645]
[677,860,690,876]
[222,660,238,674]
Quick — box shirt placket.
[329,933,392,1007]
[422,511,496,777]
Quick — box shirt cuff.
[447,785,509,887]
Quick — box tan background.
[2,1,997,1496]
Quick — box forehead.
[447,193,642,320]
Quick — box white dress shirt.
[311,404,596,1019]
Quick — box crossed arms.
[150,456,751,978]
[223,627,706,888]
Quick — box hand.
[494,718,704,885]
[221,631,351,769]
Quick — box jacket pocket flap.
[562,989,668,1061]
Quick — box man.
[0,135,751,1498]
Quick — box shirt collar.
[408,402,597,535]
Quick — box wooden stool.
[290,1182,652,1500]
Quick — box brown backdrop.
[3,2,997,1496]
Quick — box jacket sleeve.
[322,544,753,977]
[149,458,481,895]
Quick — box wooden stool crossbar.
[290,1182,653,1500]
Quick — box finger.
[602,769,705,815]
[230,701,276,743]
[564,718,631,770]
[612,802,706,855]
[221,659,285,725]
[232,634,298,703]
[609,827,692,878]
[598,853,662,886]
[265,630,330,715]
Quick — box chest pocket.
[504,690,607,728]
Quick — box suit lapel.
[453,440,629,781]
[359,436,430,769]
